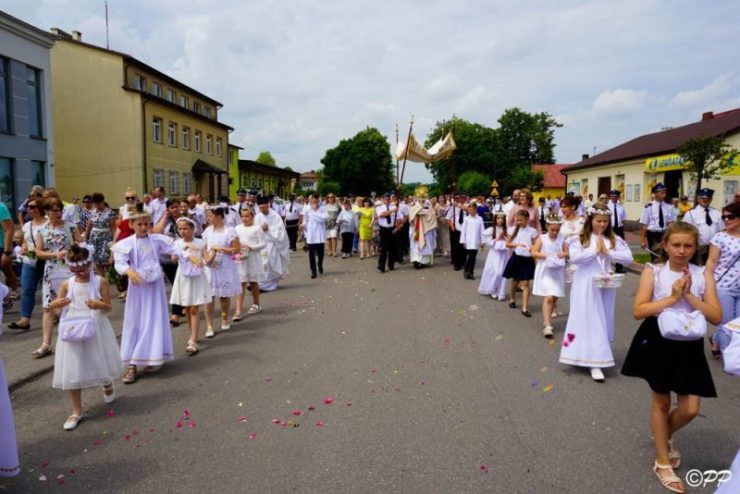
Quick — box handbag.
[721,317,740,376]
[592,257,624,288]
[545,255,566,269]
[657,308,707,341]
[58,276,98,342]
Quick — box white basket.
[592,273,625,288]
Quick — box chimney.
[702,111,714,121]
[581,154,589,161]
[71,30,82,40]
[49,27,72,39]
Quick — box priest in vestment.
[255,196,290,291]
[408,186,437,268]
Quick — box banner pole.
[395,123,400,190]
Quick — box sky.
[5,0,740,184]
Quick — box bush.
[457,171,492,197]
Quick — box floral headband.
[67,243,95,267]
[586,206,610,216]
[176,216,196,227]
[545,215,563,224]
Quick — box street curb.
[8,364,54,393]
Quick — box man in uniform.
[376,193,401,273]
[284,193,301,251]
[607,189,628,273]
[234,188,252,214]
[640,183,674,261]
[682,188,723,263]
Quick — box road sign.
[492,180,499,188]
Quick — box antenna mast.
[105,0,110,49]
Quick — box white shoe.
[221,320,231,331]
[63,413,84,431]
[497,295,508,301]
[205,329,215,338]
[543,326,554,339]
[103,386,116,404]
[590,368,605,382]
[248,304,262,315]
[551,311,559,318]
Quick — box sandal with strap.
[668,439,681,468]
[653,461,685,493]
[63,413,84,431]
[31,343,52,359]
[185,340,199,355]
[122,366,137,384]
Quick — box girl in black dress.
[622,222,721,493]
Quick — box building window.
[167,89,176,103]
[153,168,164,188]
[183,172,193,195]
[180,95,189,108]
[193,101,201,114]
[152,117,162,143]
[0,157,13,211]
[194,131,201,152]
[167,122,177,146]
[169,171,179,195]
[135,74,146,91]
[182,127,190,149]
[27,66,42,137]
[151,82,162,97]
[205,134,212,155]
[215,137,222,157]
[0,57,9,133]
[205,107,212,118]
[30,160,45,187]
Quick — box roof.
[531,164,569,188]
[192,159,227,174]
[300,171,319,179]
[0,11,55,47]
[564,108,740,172]
[238,160,300,178]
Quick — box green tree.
[320,127,395,195]
[255,151,276,166]
[457,171,492,197]
[676,136,738,202]
[507,167,544,193]
[424,116,496,192]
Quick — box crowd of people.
[1,182,739,493]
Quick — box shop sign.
[644,153,688,173]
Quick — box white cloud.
[592,89,649,115]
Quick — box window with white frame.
[182,127,190,149]
[169,171,179,195]
[135,74,146,91]
[151,82,162,97]
[183,172,193,195]
[167,89,176,103]
[167,122,177,146]
[152,117,162,143]
[194,131,201,152]
[215,137,222,156]
[205,134,212,155]
[193,101,201,114]
[153,168,164,187]
[180,95,189,108]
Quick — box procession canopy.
[396,132,456,163]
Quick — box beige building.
[563,109,740,222]
[50,29,232,203]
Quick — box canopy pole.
[395,123,400,190]
[399,115,414,194]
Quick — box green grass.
[632,252,651,264]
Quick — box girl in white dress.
[234,208,266,320]
[478,213,510,300]
[0,281,20,476]
[49,244,123,430]
[559,203,633,381]
[170,217,211,355]
[203,207,242,337]
[531,213,567,339]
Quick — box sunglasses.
[125,196,137,201]
[27,204,37,210]
[721,214,737,221]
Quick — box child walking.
[622,222,721,494]
[337,200,357,259]
[50,244,123,430]
[111,204,176,384]
[234,208,266,320]
[0,281,20,475]
[478,212,510,300]
[203,207,242,336]
[170,217,211,355]
[559,203,633,381]
[531,213,567,338]
[503,209,539,317]
[460,202,484,280]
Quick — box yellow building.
[50,29,233,203]
[235,160,299,198]
[563,109,740,222]
[530,164,568,203]
[227,144,244,198]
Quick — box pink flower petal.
[238,416,248,423]
[182,409,190,419]
[124,434,131,441]
[271,419,281,424]
[562,341,569,347]
[248,433,257,439]
[176,421,184,428]
[567,333,576,342]
[480,465,488,473]
[188,422,196,428]
[323,396,333,405]
[291,409,303,416]
[56,474,65,480]
[69,469,76,475]
[107,409,115,418]
[93,440,102,446]
[41,461,49,468]
[39,474,47,482]
[315,420,325,428]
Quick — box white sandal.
[653,461,685,493]
[543,326,554,339]
[205,329,215,338]
[667,439,681,468]
[63,413,84,431]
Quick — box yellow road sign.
[492,180,499,188]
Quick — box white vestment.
[255,210,290,291]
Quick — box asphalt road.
[1,250,738,493]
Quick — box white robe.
[559,234,633,368]
[255,210,290,291]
